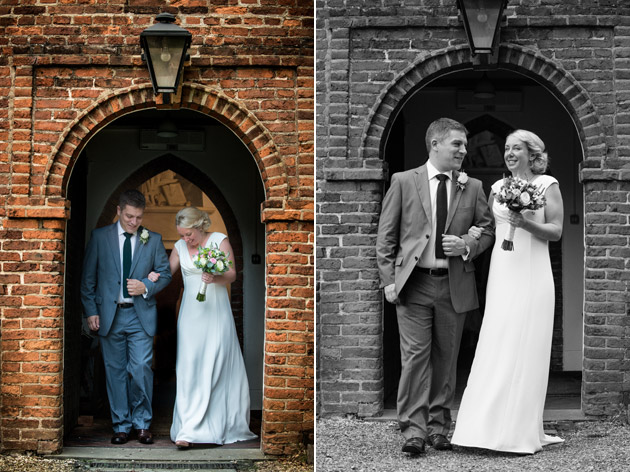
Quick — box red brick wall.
[0,0,313,455]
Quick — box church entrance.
[63,108,266,445]
[382,69,584,411]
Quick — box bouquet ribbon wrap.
[502,222,517,251]
[197,281,208,302]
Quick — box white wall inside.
[78,109,266,408]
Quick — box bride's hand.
[147,271,160,282]
[467,226,482,239]
[201,272,215,284]
[508,210,527,228]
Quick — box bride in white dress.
[451,130,564,454]
[151,207,256,449]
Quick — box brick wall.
[317,0,630,419]
[0,0,313,455]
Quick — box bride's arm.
[214,238,237,285]
[147,246,180,282]
[509,183,563,241]
[202,238,237,286]
[169,246,181,275]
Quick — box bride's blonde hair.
[507,129,549,175]
[175,207,211,231]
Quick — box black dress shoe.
[402,437,426,455]
[137,429,154,444]
[428,433,452,450]
[111,432,128,445]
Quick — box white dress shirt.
[418,161,452,270]
[117,221,137,304]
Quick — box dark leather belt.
[116,303,134,309]
[416,267,449,277]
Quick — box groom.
[376,118,495,455]
[81,189,172,445]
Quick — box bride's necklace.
[188,232,211,257]
[517,172,535,182]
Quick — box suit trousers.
[396,268,466,440]
[100,305,154,433]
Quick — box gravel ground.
[0,453,84,472]
[0,452,313,472]
[317,416,630,472]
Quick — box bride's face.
[504,136,531,175]
[177,226,205,248]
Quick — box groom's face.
[431,130,467,172]
[117,204,144,234]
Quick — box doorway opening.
[382,69,584,411]
[63,108,266,447]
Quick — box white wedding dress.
[170,232,257,445]
[451,175,564,454]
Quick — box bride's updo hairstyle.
[175,206,212,232]
[507,129,549,175]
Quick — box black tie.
[435,174,448,259]
[122,232,133,298]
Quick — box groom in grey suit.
[81,189,172,445]
[377,118,495,455]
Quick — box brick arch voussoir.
[180,84,285,193]
[44,83,287,200]
[361,44,606,162]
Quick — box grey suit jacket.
[81,223,172,337]
[376,164,495,313]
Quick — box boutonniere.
[139,228,150,245]
[456,171,469,191]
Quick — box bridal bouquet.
[495,176,546,251]
[192,243,233,301]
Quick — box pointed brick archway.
[4,84,312,454]
[94,154,246,345]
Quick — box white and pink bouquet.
[192,243,233,301]
[495,176,546,251]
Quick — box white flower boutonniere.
[456,171,469,191]
[139,228,150,245]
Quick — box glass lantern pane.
[145,36,187,91]
[462,0,501,51]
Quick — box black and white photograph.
[316,1,630,471]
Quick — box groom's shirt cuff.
[461,244,471,261]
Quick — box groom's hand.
[384,284,399,304]
[126,279,147,296]
[441,235,467,257]
[87,315,100,332]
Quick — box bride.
[150,206,257,449]
[451,129,564,454]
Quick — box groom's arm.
[142,234,172,298]
[462,182,495,259]
[80,230,99,318]
[376,174,402,289]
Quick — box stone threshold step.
[48,446,267,462]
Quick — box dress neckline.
[184,232,213,261]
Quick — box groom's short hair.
[425,118,468,154]
[119,189,146,210]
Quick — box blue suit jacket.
[81,223,172,337]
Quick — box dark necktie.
[122,232,132,298]
[435,174,448,259]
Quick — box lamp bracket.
[472,50,500,69]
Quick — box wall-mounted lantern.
[140,13,192,95]
[457,0,507,56]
